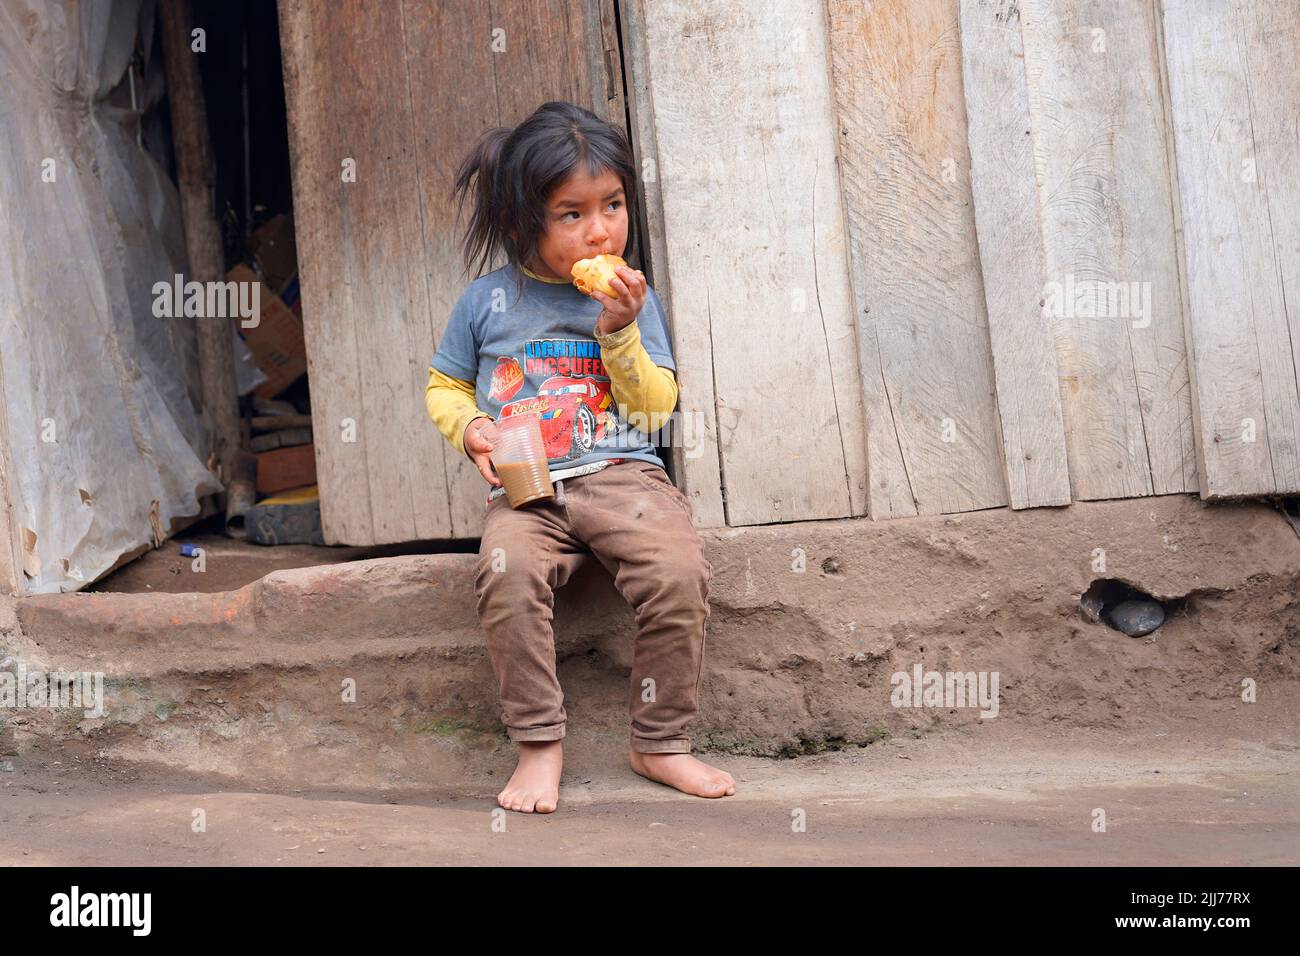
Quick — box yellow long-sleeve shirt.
[424,369,494,459]
[425,314,679,458]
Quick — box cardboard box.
[228,263,307,398]
[250,213,298,295]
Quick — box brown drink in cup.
[483,413,554,508]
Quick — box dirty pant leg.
[475,496,588,743]
[571,463,713,754]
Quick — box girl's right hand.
[463,417,503,487]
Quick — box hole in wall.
[1079,578,1184,637]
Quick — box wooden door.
[279,0,626,544]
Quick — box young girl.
[425,101,735,813]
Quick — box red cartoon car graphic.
[500,374,613,459]
[489,356,524,403]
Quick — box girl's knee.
[642,558,710,612]
[475,555,551,613]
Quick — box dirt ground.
[89,518,476,594]
[4,721,1296,866]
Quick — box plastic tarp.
[0,0,226,592]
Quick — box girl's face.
[528,166,628,281]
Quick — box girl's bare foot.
[628,750,736,798]
[498,740,563,813]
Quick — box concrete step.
[5,495,1298,792]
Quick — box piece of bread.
[571,254,627,298]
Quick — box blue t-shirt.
[431,263,677,473]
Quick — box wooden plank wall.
[960,0,1073,509]
[629,0,1296,523]
[960,0,1197,504]
[0,357,18,595]
[279,0,623,544]
[621,0,869,527]
[1021,0,1196,499]
[835,0,1290,519]
[281,0,1300,540]
[828,0,1010,519]
[1162,0,1300,497]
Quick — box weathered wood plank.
[0,348,19,594]
[1242,0,1300,487]
[159,0,241,480]
[961,0,1072,508]
[636,0,868,525]
[617,0,726,526]
[486,0,615,123]
[321,0,444,543]
[279,0,377,543]
[400,0,503,538]
[1021,0,1196,499]
[829,0,1008,518]
[282,0,622,543]
[1162,0,1300,496]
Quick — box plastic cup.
[483,413,554,508]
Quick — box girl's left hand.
[590,265,646,335]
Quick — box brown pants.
[474,460,713,754]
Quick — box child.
[425,101,735,813]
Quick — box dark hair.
[452,101,640,301]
